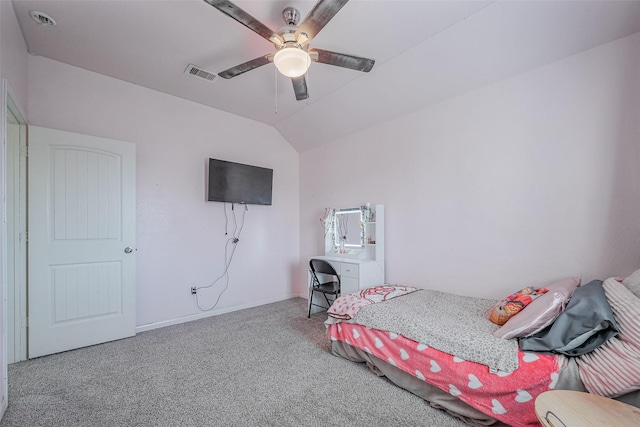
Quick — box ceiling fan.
[203,0,375,101]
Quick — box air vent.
[184,64,218,83]
[29,10,57,26]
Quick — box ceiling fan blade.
[291,76,309,101]
[295,0,349,42]
[203,0,282,45]
[309,48,375,72]
[218,54,273,79]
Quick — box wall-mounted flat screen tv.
[207,158,273,206]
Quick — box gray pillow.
[519,280,618,356]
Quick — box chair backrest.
[309,259,340,287]
[309,259,338,276]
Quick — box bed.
[324,274,640,426]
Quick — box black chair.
[308,259,341,318]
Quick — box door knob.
[124,247,133,254]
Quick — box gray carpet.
[1,298,467,427]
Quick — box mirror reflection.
[334,208,364,249]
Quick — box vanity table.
[310,204,385,297]
[309,256,384,295]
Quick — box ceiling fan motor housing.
[279,31,305,50]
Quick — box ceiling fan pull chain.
[306,69,310,105]
[274,66,278,115]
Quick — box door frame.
[1,79,28,418]
[5,86,27,364]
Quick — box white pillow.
[622,268,640,299]
[492,277,580,339]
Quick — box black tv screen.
[207,158,273,205]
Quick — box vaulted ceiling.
[12,0,640,151]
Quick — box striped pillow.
[577,278,640,397]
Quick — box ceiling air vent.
[184,64,218,83]
[29,10,57,26]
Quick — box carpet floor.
[1,298,466,426]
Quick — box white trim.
[6,86,26,125]
[5,92,27,364]
[1,78,9,419]
[1,79,28,419]
[135,294,298,333]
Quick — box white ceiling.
[12,0,640,152]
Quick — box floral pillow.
[488,287,549,326]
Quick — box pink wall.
[27,56,300,328]
[0,0,28,114]
[5,1,640,330]
[300,32,640,300]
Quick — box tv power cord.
[192,203,247,311]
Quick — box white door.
[28,126,136,358]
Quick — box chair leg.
[323,293,332,308]
[308,272,315,318]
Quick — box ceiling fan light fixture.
[273,47,310,78]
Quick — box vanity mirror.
[322,204,383,260]
[333,207,364,250]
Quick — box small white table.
[535,390,640,427]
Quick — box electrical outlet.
[190,286,197,295]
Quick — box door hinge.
[22,316,28,328]
[20,145,28,158]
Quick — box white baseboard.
[135,293,302,333]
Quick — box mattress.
[328,322,560,427]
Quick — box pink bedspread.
[328,322,561,427]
